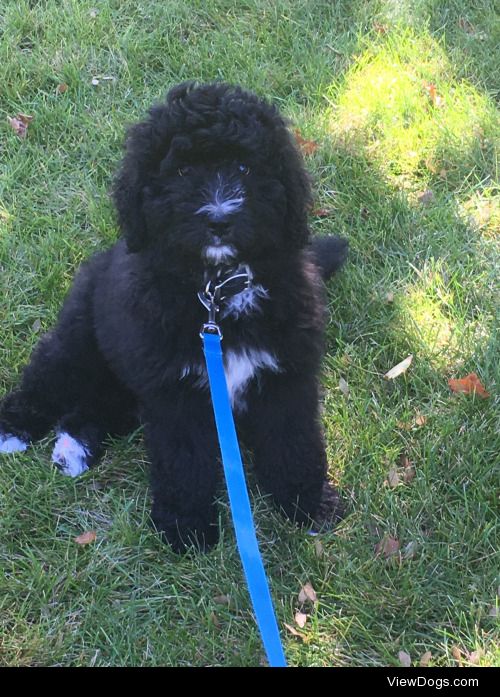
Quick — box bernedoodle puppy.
[0,82,348,552]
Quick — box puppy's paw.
[151,508,219,554]
[51,432,90,477]
[0,431,28,454]
[309,481,346,533]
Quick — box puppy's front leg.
[244,375,344,529]
[143,392,222,553]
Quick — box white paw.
[52,432,89,477]
[0,433,28,454]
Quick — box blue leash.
[201,325,287,667]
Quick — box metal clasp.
[198,283,223,339]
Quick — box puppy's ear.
[279,132,313,249]
[112,120,155,253]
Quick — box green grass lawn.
[0,0,498,667]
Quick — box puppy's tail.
[310,235,349,281]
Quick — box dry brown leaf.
[294,611,308,629]
[57,83,68,94]
[402,540,418,560]
[419,651,432,667]
[398,650,411,667]
[384,355,413,380]
[298,581,317,605]
[284,623,308,642]
[8,113,33,139]
[338,377,349,398]
[213,595,230,606]
[397,413,426,431]
[448,372,490,398]
[375,535,400,559]
[373,22,388,34]
[387,467,400,488]
[468,649,483,665]
[314,539,324,558]
[400,455,416,483]
[423,83,444,108]
[74,530,97,545]
[418,189,435,205]
[414,412,427,427]
[312,208,334,217]
[458,18,475,34]
[294,130,319,156]
[452,645,463,664]
[209,611,220,628]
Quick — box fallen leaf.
[294,130,319,156]
[414,412,427,427]
[401,456,416,484]
[458,18,475,34]
[338,377,349,398]
[8,113,33,139]
[418,189,435,205]
[423,82,444,107]
[373,22,388,34]
[419,651,432,667]
[375,536,400,559]
[448,372,490,398]
[312,208,334,217]
[314,539,324,558]
[209,611,220,628]
[56,83,68,94]
[74,530,97,545]
[384,355,413,380]
[284,623,308,642]
[452,645,463,664]
[386,467,400,488]
[402,540,418,560]
[294,611,308,629]
[298,581,318,605]
[397,414,426,432]
[398,650,411,667]
[213,595,230,606]
[468,649,483,665]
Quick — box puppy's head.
[113,82,312,266]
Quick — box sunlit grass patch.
[458,188,500,239]
[325,29,498,193]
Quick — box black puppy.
[0,82,348,552]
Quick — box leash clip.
[198,264,253,340]
[198,283,222,339]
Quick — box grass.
[0,0,498,667]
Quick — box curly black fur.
[0,82,347,552]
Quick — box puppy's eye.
[178,166,192,177]
[238,163,250,176]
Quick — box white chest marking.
[181,348,280,410]
[222,285,268,319]
[52,432,89,477]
